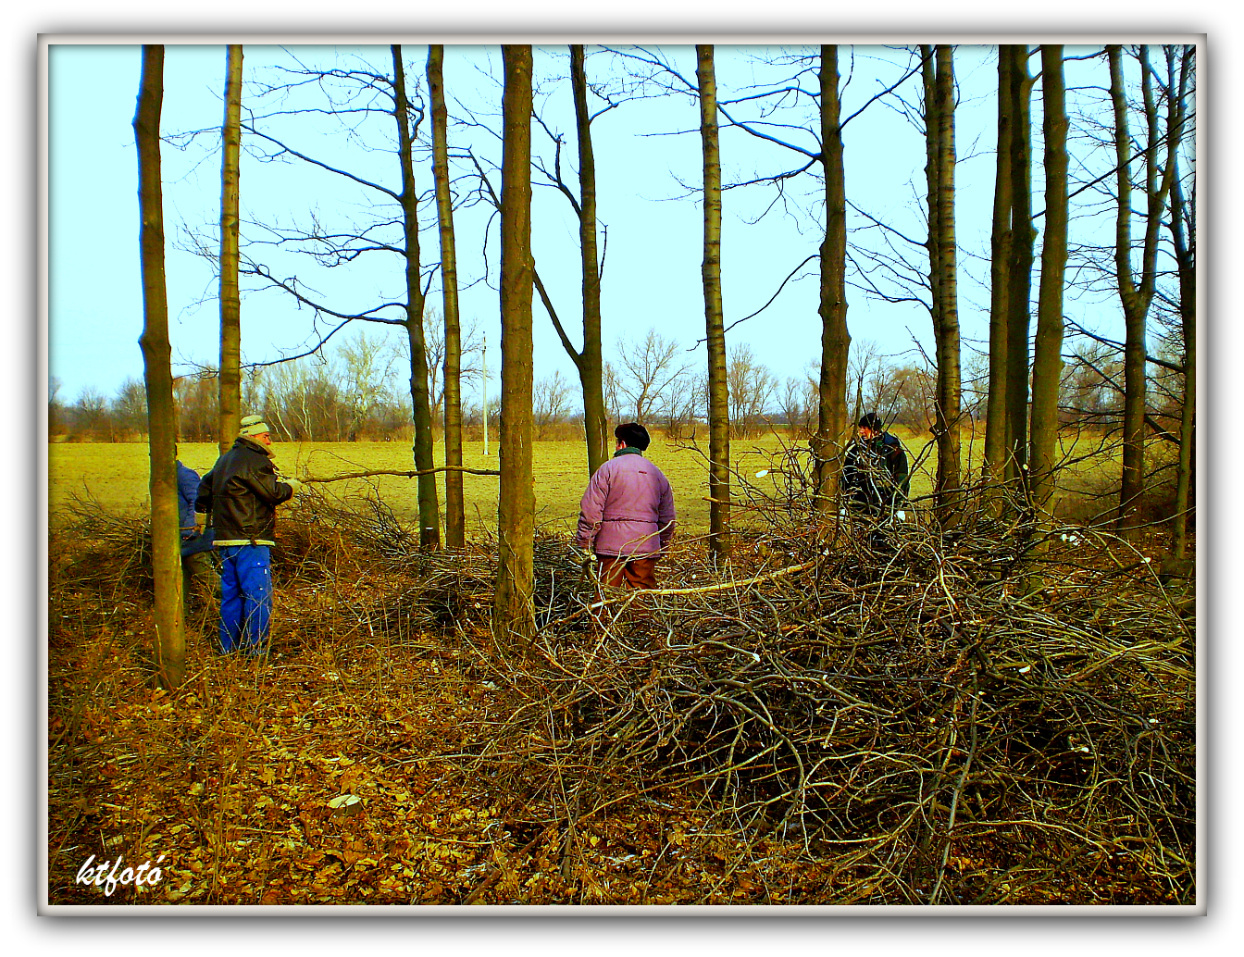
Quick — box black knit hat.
[615,422,651,451]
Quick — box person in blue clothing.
[176,448,216,610]
[841,412,909,518]
[195,416,301,655]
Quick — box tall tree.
[134,44,185,688]
[238,51,445,545]
[217,44,244,454]
[983,45,1015,496]
[528,47,612,475]
[1028,45,1069,522]
[1163,46,1195,559]
[492,45,537,650]
[1004,45,1036,486]
[1108,44,1179,535]
[922,44,962,525]
[696,44,731,562]
[569,45,610,475]
[812,44,851,519]
[485,48,611,475]
[427,45,466,548]
[392,45,442,549]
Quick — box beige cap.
[238,414,271,438]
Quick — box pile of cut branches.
[444,478,1196,905]
[47,475,1196,906]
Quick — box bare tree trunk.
[492,45,537,650]
[1029,45,1068,522]
[1109,44,1180,537]
[218,44,243,454]
[1171,203,1195,558]
[134,44,185,689]
[570,45,610,476]
[1108,44,1144,532]
[983,45,1014,499]
[1167,48,1195,558]
[428,45,466,548]
[1005,45,1035,489]
[520,49,607,475]
[392,45,441,549]
[922,45,962,526]
[813,44,850,518]
[696,45,731,562]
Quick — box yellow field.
[47,426,1118,537]
[47,431,939,538]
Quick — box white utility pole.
[482,333,489,456]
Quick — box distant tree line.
[50,321,1183,447]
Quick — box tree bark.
[570,45,610,476]
[1005,45,1035,488]
[812,44,850,519]
[983,45,1014,498]
[1109,44,1180,536]
[1108,44,1143,532]
[428,45,466,549]
[1028,45,1068,521]
[218,44,244,454]
[134,44,185,689]
[922,45,962,526]
[1167,49,1195,559]
[392,45,441,549]
[492,44,537,650]
[696,45,731,562]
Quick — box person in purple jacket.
[574,422,676,589]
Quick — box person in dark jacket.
[842,412,909,517]
[196,416,301,654]
[574,422,676,589]
[176,449,216,610]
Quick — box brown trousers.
[596,554,659,590]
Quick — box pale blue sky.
[45,38,1117,410]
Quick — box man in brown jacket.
[196,415,301,654]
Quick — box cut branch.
[300,466,501,484]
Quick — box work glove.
[896,510,906,522]
[285,477,303,495]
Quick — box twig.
[595,558,819,601]
[460,823,555,905]
[300,466,500,484]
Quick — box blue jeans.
[217,544,273,654]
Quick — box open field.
[49,427,1128,538]
[49,432,939,538]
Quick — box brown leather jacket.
[195,436,294,546]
